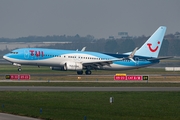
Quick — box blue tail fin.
[135,26,166,58]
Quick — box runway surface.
[0,86,180,91]
[0,113,41,120]
[1,73,180,77]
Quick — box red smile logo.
[147,41,160,52]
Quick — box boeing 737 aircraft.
[3,26,170,75]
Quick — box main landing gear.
[85,70,91,75]
[77,71,83,75]
[77,70,92,75]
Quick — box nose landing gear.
[12,63,22,72]
[18,67,22,72]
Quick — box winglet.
[128,47,138,59]
[128,47,138,63]
[81,47,86,51]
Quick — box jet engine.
[63,62,83,71]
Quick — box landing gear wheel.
[85,70,91,75]
[77,71,83,75]
[18,68,22,72]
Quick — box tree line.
[0,33,180,56]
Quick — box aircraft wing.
[83,47,140,69]
[83,61,112,69]
[82,59,120,69]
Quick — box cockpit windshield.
[10,52,18,54]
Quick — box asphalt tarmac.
[0,113,41,120]
[0,86,180,91]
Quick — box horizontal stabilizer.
[148,56,173,61]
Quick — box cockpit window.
[10,52,18,54]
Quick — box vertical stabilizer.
[135,26,166,58]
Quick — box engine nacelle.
[50,66,64,71]
[64,62,83,71]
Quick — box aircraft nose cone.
[3,55,6,59]
[3,55,8,60]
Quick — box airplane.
[3,26,170,75]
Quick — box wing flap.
[83,60,113,69]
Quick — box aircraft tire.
[18,68,22,72]
[77,71,83,75]
[85,70,91,75]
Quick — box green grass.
[1,64,180,120]
[0,91,180,120]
